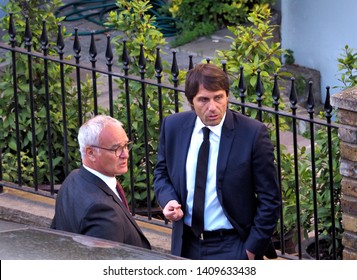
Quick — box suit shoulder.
[165,111,195,120]
[59,169,80,189]
[163,111,196,127]
[230,109,265,128]
[59,169,97,194]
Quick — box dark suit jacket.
[153,109,280,257]
[51,166,151,249]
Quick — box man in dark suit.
[51,115,151,250]
[153,63,280,259]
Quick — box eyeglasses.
[91,141,134,157]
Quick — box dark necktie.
[191,127,210,237]
[116,181,130,211]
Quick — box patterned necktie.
[191,127,210,237]
[116,181,130,211]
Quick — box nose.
[207,99,216,111]
[119,148,129,158]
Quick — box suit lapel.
[178,113,196,204]
[217,109,235,185]
[78,166,147,237]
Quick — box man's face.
[192,85,228,126]
[86,124,129,177]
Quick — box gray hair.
[78,115,123,159]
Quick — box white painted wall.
[0,0,8,18]
[280,0,357,101]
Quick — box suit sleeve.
[80,202,127,243]
[153,117,181,208]
[244,124,281,256]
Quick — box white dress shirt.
[184,113,233,231]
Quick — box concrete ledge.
[0,187,172,254]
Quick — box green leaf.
[9,139,17,151]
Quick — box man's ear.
[85,146,96,161]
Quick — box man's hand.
[163,200,184,222]
[246,249,255,260]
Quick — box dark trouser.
[182,225,252,260]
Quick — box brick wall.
[331,88,357,260]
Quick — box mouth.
[207,114,218,121]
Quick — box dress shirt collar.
[194,111,226,137]
[82,164,117,192]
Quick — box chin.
[118,168,128,175]
[206,120,220,126]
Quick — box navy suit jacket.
[154,109,280,257]
[51,166,151,249]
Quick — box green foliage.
[169,0,275,47]
[216,4,283,105]
[277,146,308,236]
[0,0,93,187]
[0,0,66,49]
[311,125,342,239]
[284,49,295,65]
[107,0,184,207]
[1,151,47,184]
[295,75,308,98]
[215,4,289,145]
[107,0,167,57]
[279,124,342,259]
[170,21,217,48]
[336,44,357,88]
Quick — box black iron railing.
[0,14,341,260]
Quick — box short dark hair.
[185,63,230,105]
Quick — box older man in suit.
[51,115,151,249]
[154,63,280,259]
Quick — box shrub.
[216,4,283,104]
[169,0,275,47]
[336,45,357,89]
[0,0,94,188]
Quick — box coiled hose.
[55,0,178,37]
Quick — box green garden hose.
[55,0,177,36]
